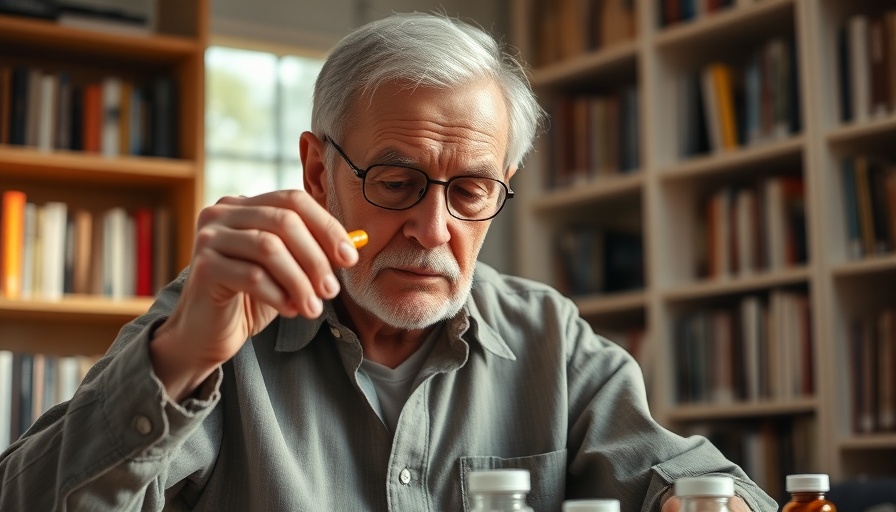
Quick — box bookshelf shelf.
[831,254,896,278]
[533,173,644,212]
[666,398,817,422]
[0,14,202,60]
[826,114,896,147]
[0,296,153,322]
[661,266,812,303]
[514,0,896,483]
[654,0,794,50]
[838,434,896,451]
[659,137,804,181]
[531,41,639,88]
[0,146,196,184]
[575,290,647,318]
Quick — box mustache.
[370,245,462,281]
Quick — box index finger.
[218,190,360,267]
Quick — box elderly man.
[1,12,776,512]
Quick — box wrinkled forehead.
[346,79,511,166]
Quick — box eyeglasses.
[325,137,513,222]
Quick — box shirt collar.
[274,291,516,361]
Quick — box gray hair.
[311,12,545,170]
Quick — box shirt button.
[399,468,411,485]
[133,415,152,435]
[330,326,342,339]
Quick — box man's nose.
[403,184,451,249]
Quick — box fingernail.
[338,241,359,264]
[307,296,323,317]
[322,274,340,297]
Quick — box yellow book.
[712,64,739,150]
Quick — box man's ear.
[505,166,518,182]
[300,131,328,207]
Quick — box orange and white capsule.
[348,229,368,249]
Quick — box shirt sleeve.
[560,301,779,512]
[0,274,222,512]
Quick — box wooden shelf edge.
[574,290,647,317]
[831,254,896,278]
[530,40,639,87]
[826,115,896,145]
[667,397,817,422]
[533,172,644,211]
[0,14,201,57]
[659,136,804,181]
[838,433,896,450]
[654,0,794,48]
[662,266,811,302]
[0,146,196,182]
[0,295,153,321]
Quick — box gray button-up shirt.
[0,263,777,512]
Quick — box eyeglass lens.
[364,165,506,220]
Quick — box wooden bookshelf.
[512,0,896,485]
[0,2,206,353]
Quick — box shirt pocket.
[458,449,567,512]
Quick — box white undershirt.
[357,327,440,434]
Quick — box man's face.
[327,79,512,330]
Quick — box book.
[101,76,121,157]
[848,14,870,123]
[36,72,55,151]
[55,71,72,150]
[887,12,896,114]
[841,157,863,259]
[134,207,153,297]
[0,350,12,448]
[0,66,11,144]
[0,0,59,19]
[701,65,723,152]
[102,207,128,299]
[885,165,896,251]
[63,212,75,293]
[1,190,26,299]
[71,208,93,295]
[853,156,877,256]
[837,25,853,122]
[878,309,896,431]
[81,82,102,153]
[118,79,132,155]
[867,17,891,118]
[57,7,152,36]
[20,202,37,298]
[150,76,177,158]
[710,63,739,150]
[153,206,172,293]
[39,201,67,300]
[14,352,34,440]
[9,67,29,146]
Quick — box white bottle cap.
[675,476,735,497]
[786,474,830,492]
[467,469,530,493]
[563,499,621,512]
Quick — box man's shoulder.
[470,261,572,312]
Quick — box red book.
[134,207,154,297]
[81,83,102,153]
[1,190,26,298]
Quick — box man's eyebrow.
[369,148,417,166]
[369,148,504,178]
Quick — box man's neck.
[333,294,435,369]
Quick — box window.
[204,45,324,206]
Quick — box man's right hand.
[148,190,360,402]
